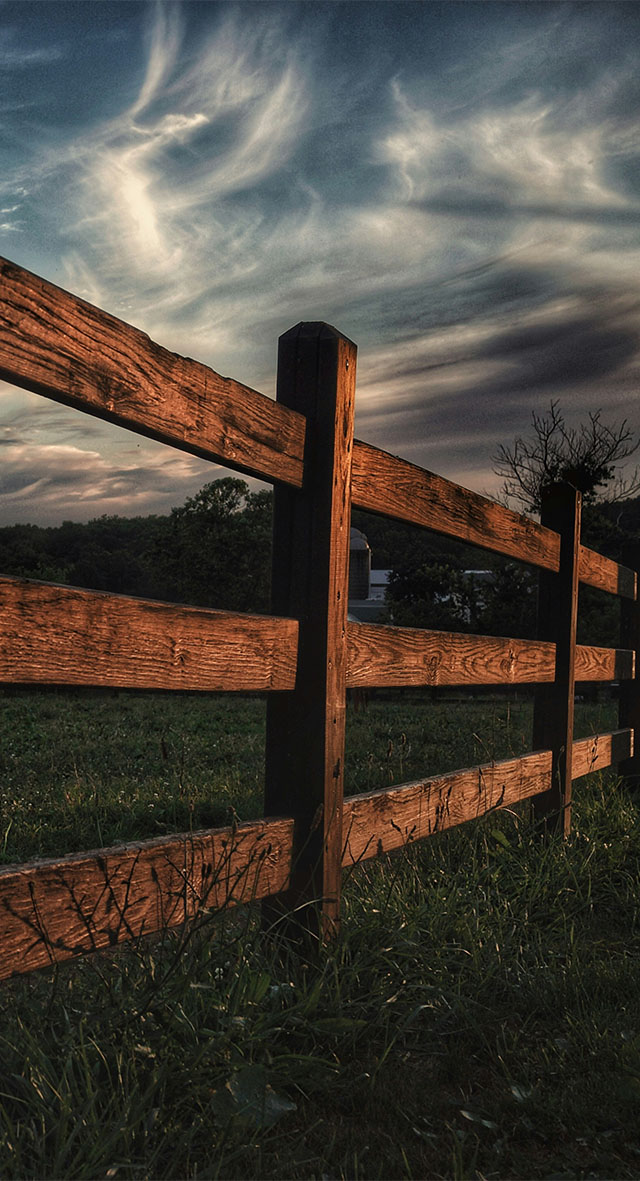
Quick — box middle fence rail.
[0,254,638,978]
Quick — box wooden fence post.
[532,482,581,837]
[619,560,640,783]
[263,322,357,942]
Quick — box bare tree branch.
[493,401,640,514]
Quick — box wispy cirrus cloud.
[0,436,218,523]
[0,28,64,69]
[54,5,311,339]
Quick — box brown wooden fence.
[0,255,638,978]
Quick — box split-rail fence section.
[0,255,638,979]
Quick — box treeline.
[0,479,273,614]
[372,498,640,647]
[2,477,638,647]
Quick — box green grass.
[1,689,638,1179]
[0,689,268,862]
[0,687,616,861]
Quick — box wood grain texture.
[264,324,357,938]
[0,576,298,691]
[579,545,636,599]
[620,587,640,780]
[0,256,305,487]
[0,817,294,980]
[574,644,634,682]
[532,484,581,836]
[345,624,632,688]
[342,750,553,864]
[341,729,632,866]
[572,729,634,779]
[351,440,561,570]
[346,622,555,686]
[350,443,632,599]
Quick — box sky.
[1,0,640,525]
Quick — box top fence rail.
[0,257,306,488]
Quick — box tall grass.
[0,690,638,1178]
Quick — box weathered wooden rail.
[1,255,638,977]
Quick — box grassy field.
[0,687,616,862]
[1,689,639,1179]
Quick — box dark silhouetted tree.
[161,477,272,611]
[493,400,640,514]
[386,562,477,632]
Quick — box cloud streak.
[56,4,310,336]
[0,381,217,523]
[0,437,215,520]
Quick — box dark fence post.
[532,482,581,837]
[263,322,357,942]
[619,563,640,783]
